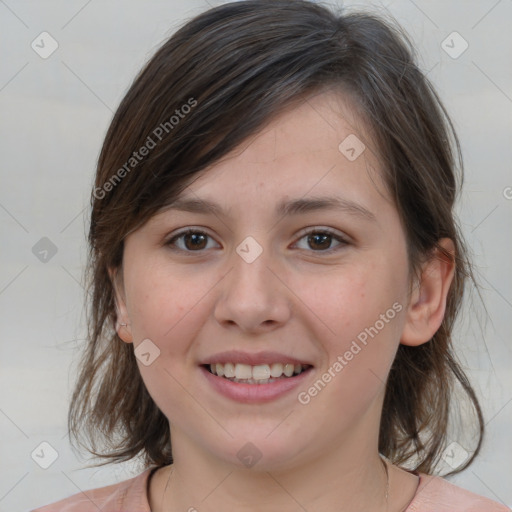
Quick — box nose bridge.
[230,234,274,298]
[214,235,290,330]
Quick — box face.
[114,90,413,471]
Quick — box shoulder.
[407,473,511,512]
[30,467,156,512]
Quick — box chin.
[213,431,309,472]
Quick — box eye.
[166,229,220,252]
[293,228,348,252]
[165,227,349,254]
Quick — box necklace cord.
[159,459,390,510]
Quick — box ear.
[401,238,455,347]
[109,266,133,344]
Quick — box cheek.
[339,268,407,400]
[296,258,407,400]
[124,258,206,343]
[121,259,210,415]
[304,260,406,344]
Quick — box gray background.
[0,0,511,510]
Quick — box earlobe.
[401,238,455,347]
[109,267,134,344]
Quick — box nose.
[213,242,291,334]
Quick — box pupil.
[309,233,330,250]
[186,233,206,250]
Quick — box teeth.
[235,363,252,380]
[283,363,294,377]
[208,362,309,381]
[252,364,271,380]
[224,362,235,378]
[270,363,283,378]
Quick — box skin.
[113,90,455,512]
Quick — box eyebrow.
[165,195,376,222]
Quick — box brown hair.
[69,0,484,475]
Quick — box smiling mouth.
[203,362,313,384]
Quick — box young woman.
[33,1,510,511]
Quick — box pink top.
[32,467,510,512]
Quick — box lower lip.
[200,366,313,404]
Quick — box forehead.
[243,89,372,162]
[167,89,390,218]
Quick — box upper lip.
[200,350,313,366]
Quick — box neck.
[158,426,388,512]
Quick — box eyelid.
[291,226,350,252]
[165,227,220,251]
[294,226,350,243]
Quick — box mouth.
[200,361,314,403]
[202,362,312,384]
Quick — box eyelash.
[165,227,349,254]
